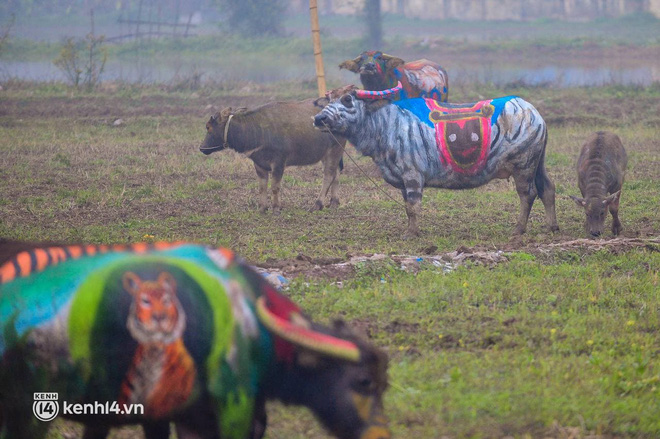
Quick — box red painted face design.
[427,99,494,175]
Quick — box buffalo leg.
[535,156,560,232]
[270,163,285,214]
[402,175,424,237]
[610,192,622,236]
[512,172,537,235]
[313,151,341,211]
[327,147,343,209]
[254,163,270,213]
[539,179,559,233]
[249,393,268,439]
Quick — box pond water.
[1,59,657,88]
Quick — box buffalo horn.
[256,296,361,362]
[355,81,403,100]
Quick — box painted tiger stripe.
[217,247,235,264]
[0,241,198,285]
[62,246,73,260]
[67,246,83,259]
[0,258,17,283]
[131,242,149,253]
[54,247,67,264]
[16,251,32,277]
[46,247,60,264]
[34,248,50,271]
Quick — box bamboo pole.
[309,0,327,97]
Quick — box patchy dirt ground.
[256,237,660,281]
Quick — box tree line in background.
[1,0,382,43]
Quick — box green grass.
[2,81,659,438]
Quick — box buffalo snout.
[199,137,225,155]
[314,113,329,128]
[361,62,377,74]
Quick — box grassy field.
[1,74,659,437]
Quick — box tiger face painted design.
[120,271,196,418]
[123,271,185,345]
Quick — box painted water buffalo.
[200,100,346,213]
[570,131,628,237]
[313,85,559,237]
[0,240,390,439]
[339,51,449,102]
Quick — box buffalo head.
[339,51,405,91]
[314,82,402,135]
[570,191,621,238]
[313,84,359,109]
[257,297,391,439]
[199,107,245,155]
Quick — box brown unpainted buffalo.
[570,131,628,238]
[200,100,346,213]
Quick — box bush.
[53,33,107,90]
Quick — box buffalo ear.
[313,96,330,108]
[339,59,360,73]
[569,195,587,208]
[381,54,405,70]
[220,107,232,118]
[603,190,621,205]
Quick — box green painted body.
[0,244,273,439]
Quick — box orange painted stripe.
[131,242,149,254]
[16,251,32,277]
[34,248,50,271]
[85,245,97,256]
[47,247,61,264]
[218,247,235,263]
[53,247,66,264]
[67,246,83,259]
[153,241,173,250]
[0,261,17,283]
[97,245,109,253]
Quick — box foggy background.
[1,0,659,88]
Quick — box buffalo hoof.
[612,222,622,236]
[259,206,269,214]
[549,224,560,233]
[402,230,420,240]
[310,200,324,212]
[272,207,281,215]
[328,198,340,209]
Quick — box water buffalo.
[313,85,559,237]
[339,51,449,102]
[0,240,390,439]
[570,131,628,237]
[200,100,346,213]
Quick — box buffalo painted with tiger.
[0,240,390,439]
[313,84,559,237]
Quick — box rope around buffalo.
[321,121,406,210]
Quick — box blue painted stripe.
[489,96,517,125]
[393,98,434,127]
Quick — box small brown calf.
[570,131,628,237]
